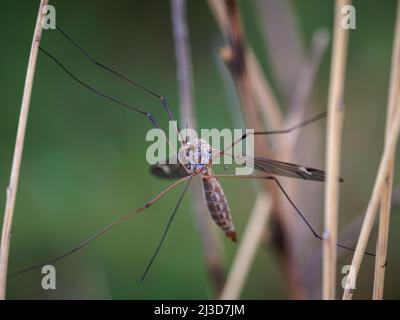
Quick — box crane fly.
[8,25,374,282]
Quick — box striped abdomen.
[202,173,236,242]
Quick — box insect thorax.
[178,138,212,175]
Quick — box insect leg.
[8,175,192,279]
[140,176,192,281]
[210,174,375,257]
[213,111,327,162]
[55,25,182,138]
[39,46,177,153]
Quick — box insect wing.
[249,156,331,182]
[150,161,189,179]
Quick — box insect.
[9,25,374,282]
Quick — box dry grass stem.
[303,185,400,298]
[342,91,400,300]
[220,193,272,300]
[322,0,351,300]
[372,0,400,300]
[0,0,49,300]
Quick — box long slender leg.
[212,111,327,162]
[55,25,182,139]
[208,174,375,257]
[39,47,177,153]
[8,175,193,278]
[140,176,192,281]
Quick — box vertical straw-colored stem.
[0,0,49,300]
[323,0,351,300]
[372,0,400,300]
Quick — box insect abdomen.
[202,174,236,242]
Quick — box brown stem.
[212,0,306,299]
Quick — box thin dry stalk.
[0,0,49,300]
[373,184,392,298]
[220,193,272,300]
[322,0,351,300]
[372,0,400,299]
[303,185,400,299]
[170,0,226,295]
[342,93,400,299]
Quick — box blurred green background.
[1,0,400,299]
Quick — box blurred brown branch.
[208,0,332,300]
[208,0,306,299]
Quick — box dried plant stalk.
[323,0,351,300]
[303,185,400,299]
[372,0,400,300]
[0,0,49,299]
[170,0,226,296]
[342,94,400,299]
[220,193,272,299]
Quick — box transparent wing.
[150,162,189,179]
[245,156,342,182]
